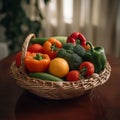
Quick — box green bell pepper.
[83,42,107,73]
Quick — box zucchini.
[29,72,64,82]
[31,36,67,45]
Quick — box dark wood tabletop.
[0,54,120,120]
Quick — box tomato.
[43,38,62,59]
[66,70,80,81]
[49,58,69,78]
[15,51,22,67]
[15,51,30,67]
[79,61,94,77]
[27,43,44,53]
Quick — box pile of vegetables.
[15,32,107,82]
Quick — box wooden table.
[0,54,120,120]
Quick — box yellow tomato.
[49,58,69,78]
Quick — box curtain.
[37,0,120,57]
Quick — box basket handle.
[21,33,36,72]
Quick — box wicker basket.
[10,33,111,100]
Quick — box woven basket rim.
[10,61,111,89]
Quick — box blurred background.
[0,0,120,60]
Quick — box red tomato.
[15,51,22,67]
[28,44,44,53]
[79,61,94,77]
[15,51,30,67]
[66,70,80,81]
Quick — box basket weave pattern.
[10,34,111,100]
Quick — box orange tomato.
[43,38,62,59]
[49,58,69,78]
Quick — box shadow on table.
[15,89,107,120]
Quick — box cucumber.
[29,72,64,82]
[31,36,67,45]
[31,37,49,45]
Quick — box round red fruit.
[15,51,30,67]
[66,70,80,81]
[28,43,44,53]
[79,61,94,77]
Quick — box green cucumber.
[31,37,49,45]
[29,72,64,82]
[31,36,67,45]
